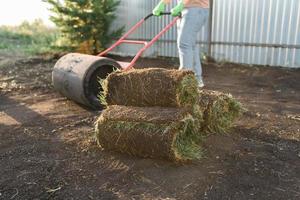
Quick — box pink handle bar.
[98,13,181,71]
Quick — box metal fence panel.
[111,0,300,68]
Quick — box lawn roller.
[52,12,180,109]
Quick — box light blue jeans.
[177,7,209,84]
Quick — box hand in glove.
[171,0,184,16]
[153,1,166,16]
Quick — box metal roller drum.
[52,53,121,109]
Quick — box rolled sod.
[198,90,243,134]
[95,105,203,161]
[102,68,200,108]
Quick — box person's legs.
[177,9,195,71]
[194,9,209,85]
[177,8,209,85]
[193,44,202,82]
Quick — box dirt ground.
[0,53,299,200]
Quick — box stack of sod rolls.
[95,68,242,161]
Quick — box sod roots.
[103,68,199,107]
[95,106,203,161]
[198,90,243,134]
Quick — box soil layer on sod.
[198,90,243,134]
[95,105,202,161]
[103,68,199,108]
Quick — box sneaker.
[198,80,205,88]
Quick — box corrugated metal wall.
[111,0,300,68]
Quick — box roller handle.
[99,12,181,70]
[144,12,182,20]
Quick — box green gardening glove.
[171,0,184,16]
[153,1,166,16]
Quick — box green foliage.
[97,67,119,107]
[177,75,200,107]
[45,0,124,54]
[174,115,203,160]
[205,95,243,134]
[97,78,108,107]
[0,19,59,55]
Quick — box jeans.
[177,7,209,83]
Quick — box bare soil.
[0,54,299,200]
